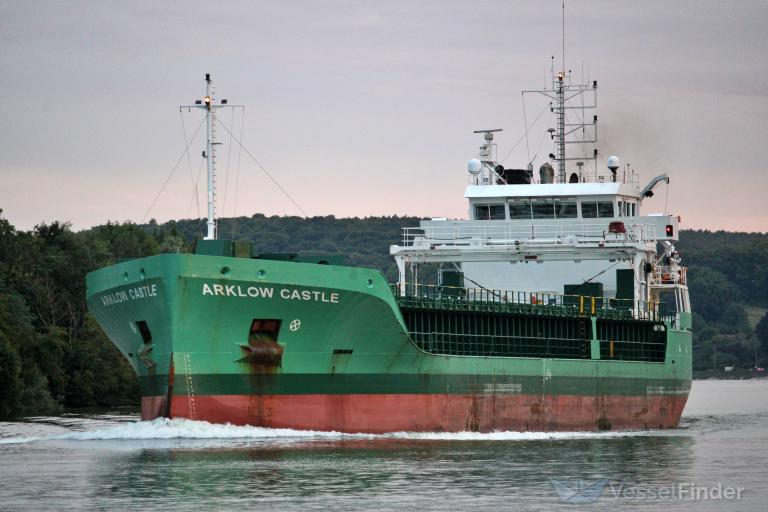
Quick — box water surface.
[1,379,766,511]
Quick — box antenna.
[471,129,503,185]
[520,0,599,184]
[522,75,598,183]
[180,75,244,240]
[562,0,565,82]
[473,129,503,163]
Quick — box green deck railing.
[390,283,673,323]
[392,283,670,362]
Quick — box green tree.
[756,312,768,363]
[0,336,22,418]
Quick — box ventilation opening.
[333,349,353,355]
[136,321,152,344]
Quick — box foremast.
[204,75,216,240]
[181,74,241,240]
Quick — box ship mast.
[555,70,566,183]
[521,1,598,184]
[522,68,598,184]
[204,74,216,240]
[181,74,242,240]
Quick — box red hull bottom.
[142,393,688,433]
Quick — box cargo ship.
[86,72,691,433]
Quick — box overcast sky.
[1,0,766,233]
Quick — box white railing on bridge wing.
[400,223,656,247]
[650,265,688,286]
[468,172,642,186]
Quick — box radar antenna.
[470,129,503,184]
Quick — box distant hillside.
[153,214,423,280]
[676,229,768,372]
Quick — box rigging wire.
[530,111,554,168]
[179,110,201,218]
[567,260,624,296]
[218,118,308,217]
[459,272,503,300]
[500,101,550,164]
[142,116,206,223]
[185,158,205,222]
[218,116,344,253]
[221,107,235,218]
[231,109,245,239]
[522,93,531,163]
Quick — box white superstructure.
[390,72,690,322]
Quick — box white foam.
[382,430,648,441]
[0,418,348,446]
[0,417,653,445]
[0,436,42,445]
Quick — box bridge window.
[582,201,615,218]
[657,289,678,316]
[582,202,598,218]
[509,200,531,219]
[555,199,577,219]
[531,199,555,219]
[474,203,506,220]
[598,201,615,217]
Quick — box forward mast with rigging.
[180,73,242,240]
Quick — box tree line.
[0,210,766,418]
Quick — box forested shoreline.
[1,210,766,418]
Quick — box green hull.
[86,253,692,432]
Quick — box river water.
[1,379,766,511]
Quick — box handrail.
[391,282,673,323]
[398,222,656,247]
[650,265,687,286]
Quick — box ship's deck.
[393,284,672,362]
